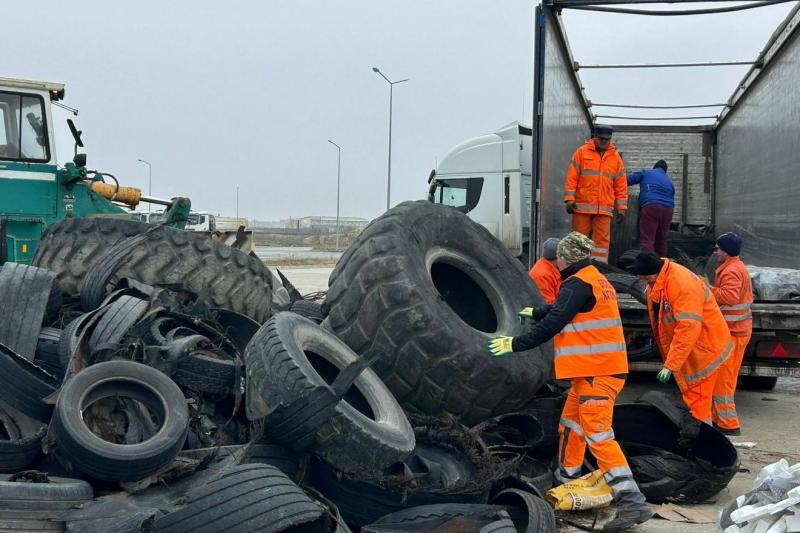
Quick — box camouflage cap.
[557,231,595,264]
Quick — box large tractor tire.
[325,201,552,425]
[32,218,273,322]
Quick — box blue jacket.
[627,168,675,209]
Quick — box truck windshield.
[432,178,484,214]
[0,91,49,162]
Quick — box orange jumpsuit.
[564,140,627,263]
[711,256,753,431]
[647,260,733,423]
[528,258,562,304]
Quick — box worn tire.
[325,201,552,425]
[51,360,188,481]
[0,344,58,423]
[289,299,324,323]
[491,488,556,533]
[33,218,273,322]
[245,443,301,479]
[0,401,47,472]
[57,314,92,371]
[363,505,511,533]
[87,295,148,357]
[79,233,149,311]
[245,312,415,473]
[0,519,64,531]
[174,352,239,395]
[153,464,325,533]
[0,474,93,520]
[35,327,64,379]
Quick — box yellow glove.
[488,336,514,357]
[657,367,673,383]
[518,307,534,324]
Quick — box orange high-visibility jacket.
[529,258,562,305]
[564,140,628,216]
[712,256,754,337]
[647,260,733,390]
[553,265,628,379]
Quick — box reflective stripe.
[587,429,615,444]
[555,342,627,358]
[592,247,609,253]
[582,169,599,176]
[704,285,711,300]
[602,171,616,180]
[561,464,582,476]
[713,395,735,404]
[685,341,733,384]
[565,190,576,196]
[562,318,622,333]
[614,200,628,208]
[720,303,752,311]
[609,479,639,494]
[604,467,633,480]
[725,312,752,322]
[615,169,626,178]
[559,417,584,437]
[663,312,702,324]
[570,160,580,171]
[704,418,712,425]
[716,408,738,420]
[576,203,598,211]
[599,205,614,214]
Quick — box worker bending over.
[528,237,561,304]
[564,125,628,263]
[628,252,732,424]
[711,233,753,436]
[490,231,652,531]
[626,160,675,257]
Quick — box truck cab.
[428,122,532,260]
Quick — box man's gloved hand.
[518,307,534,324]
[565,201,577,215]
[488,336,514,357]
[614,210,626,224]
[657,367,673,383]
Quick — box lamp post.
[372,67,408,211]
[327,139,342,251]
[137,159,151,213]
[236,186,239,218]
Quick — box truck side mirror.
[67,118,84,156]
[73,153,87,167]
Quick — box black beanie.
[654,160,668,171]
[716,232,742,256]
[628,252,664,276]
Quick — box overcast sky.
[8,1,794,221]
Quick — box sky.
[6,1,794,221]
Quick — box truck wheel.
[738,375,778,391]
[325,201,552,425]
[33,218,273,323]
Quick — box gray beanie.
[557,231,595,264]
[542,238,560,260]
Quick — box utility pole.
[137,159,152,213]
[327,140,342,251]
[372,67,408,211]
[236,186,239,218]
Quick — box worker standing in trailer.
[563,125,628,263]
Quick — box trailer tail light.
[755,341,800,359]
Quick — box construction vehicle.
[0,77,191,264]
[428,3,800,389]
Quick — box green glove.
[488,336,514,357]
[518,307,534,324]
[614,210,626,224]
[657,367,673,383]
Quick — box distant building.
[296,216,369,232]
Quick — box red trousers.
[638,204,673,257]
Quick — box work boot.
[602,507,654,531]
[713,424,741,436]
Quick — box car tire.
[174,352,239,396]
[0,473,93,519]
[51,360,188,481]
[738,375,778,391]
[0,344,58,423]
[0,401,47,472]
[289,299,324,323]
[325,200,552,425]
[86,295,148,357]
[491,488,557,533]
[35,327,64,379]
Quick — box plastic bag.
[547,470,614,511]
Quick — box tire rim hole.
[303,350,376,421]
[82,396,162,445]
[430,262,498,333]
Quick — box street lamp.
[137,159,151,213]
[372,67,408,211]
[327,139,342,251]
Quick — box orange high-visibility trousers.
[712,335,750,430]
[676,373,717,424]
[571,213,611,263]
[556,376,646,510]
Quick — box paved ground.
[276,265,800,531]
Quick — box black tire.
[592,261,647,305]
[0,343,58,423]
[0,473,93,519]
[57,313,92,372]
[0,263,60,362]
[302,486,351,533]
[79,233,149,311]
[0,519,64,532]
[0,401,47,472]
[489,454,553,500]
[86,295,148,357]
[667,232,714,260]
[51,360,188,481]
[289,299,324,323]
[245,312,415,473]
[153,464,325,533]
[491,488,556,533]
[361,504,509,533]
[479,512,517,533]
[325,201,552,425]
[245,443,301,479]
[174,352,238,395]
[35,327,64,378]
[738,375,778,391]
[33,218,273,322]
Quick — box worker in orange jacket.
[490,232,652,531]
[528,238,561,304]
[629,252,733,423]
[564,125,628,264]
[710,233,753,436]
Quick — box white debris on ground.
[720,459,800,532]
